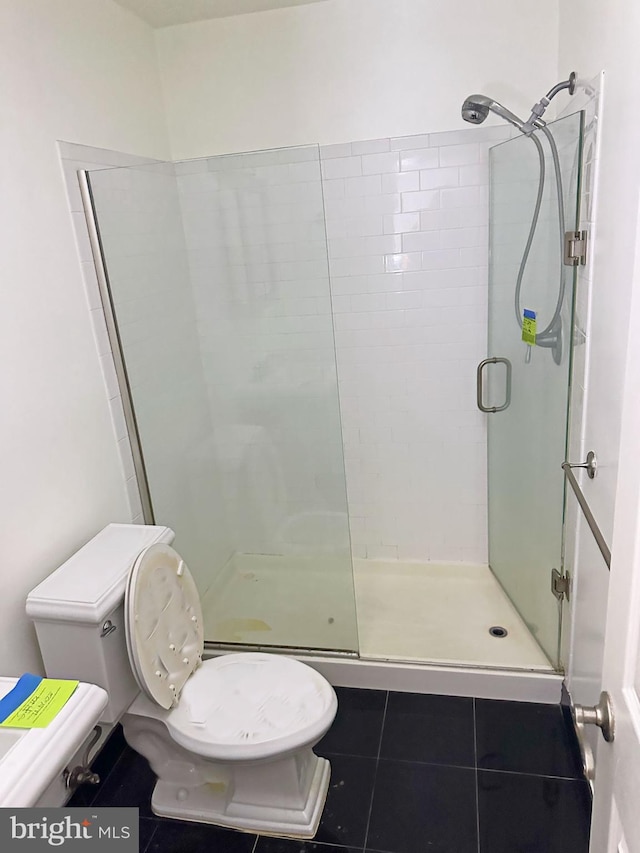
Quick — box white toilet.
[26,523,337,838]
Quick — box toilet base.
[150,753,331,839]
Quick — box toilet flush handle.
[100,620,116,638]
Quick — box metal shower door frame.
[78,169,155,524]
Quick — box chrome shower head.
[461,95,491,125]
[461,95,526,132]
[461,75,577,136]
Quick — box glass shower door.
[485,112,583,666]
[85,147,358,655]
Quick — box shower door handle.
[477,357,512,413]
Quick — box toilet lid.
[125,543,204,710]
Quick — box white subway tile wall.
[320,127,511,562]
[176,148,352,565]
[63,125,513,571]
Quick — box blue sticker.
[0,674,43,723]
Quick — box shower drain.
[489,626,508,638]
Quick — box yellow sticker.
[522,309,537,345]
[0,679,79,728]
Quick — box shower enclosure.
[80,111,583,672]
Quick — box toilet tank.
[26,523,175,723]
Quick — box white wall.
[0,0,170,675]
[559,0,640,749]
[155,0,560,159]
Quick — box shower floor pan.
[202,555,553,672]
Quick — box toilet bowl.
[26,524,337,838]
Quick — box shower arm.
[521,72,577,135]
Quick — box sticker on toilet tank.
[0,673,78,728]
[522,309,537,345]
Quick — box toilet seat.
[165,653,337,761]
[125,544,337,761]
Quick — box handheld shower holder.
[522,73,576,135]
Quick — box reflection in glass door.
[484,112,584,666]
[84,148,359,655]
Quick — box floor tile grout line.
[362,689,389,851]
[364,755,477,771]
[473,697,481,853]
[322,748,479,772]
[375,691,389,759]
[477,766,589,782]
[141,819,158,853]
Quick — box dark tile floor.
[69,688,591,853]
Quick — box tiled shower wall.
[320,127,510,562]
[63,125,513,569]
[176,149,349,561]
[176,125,511,565]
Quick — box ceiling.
[112,0,328,28]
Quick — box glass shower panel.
[87,148,358,654]
[487,112,583,666]
[175,148,356,652]
[87,162,224,596]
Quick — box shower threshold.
[203,646,561,704]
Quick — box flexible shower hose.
[512,126,566,342]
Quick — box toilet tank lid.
[26,524,175,624]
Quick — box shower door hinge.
[551,568,571,601]
[564,230,588,266]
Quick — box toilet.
[26,523,337,838]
